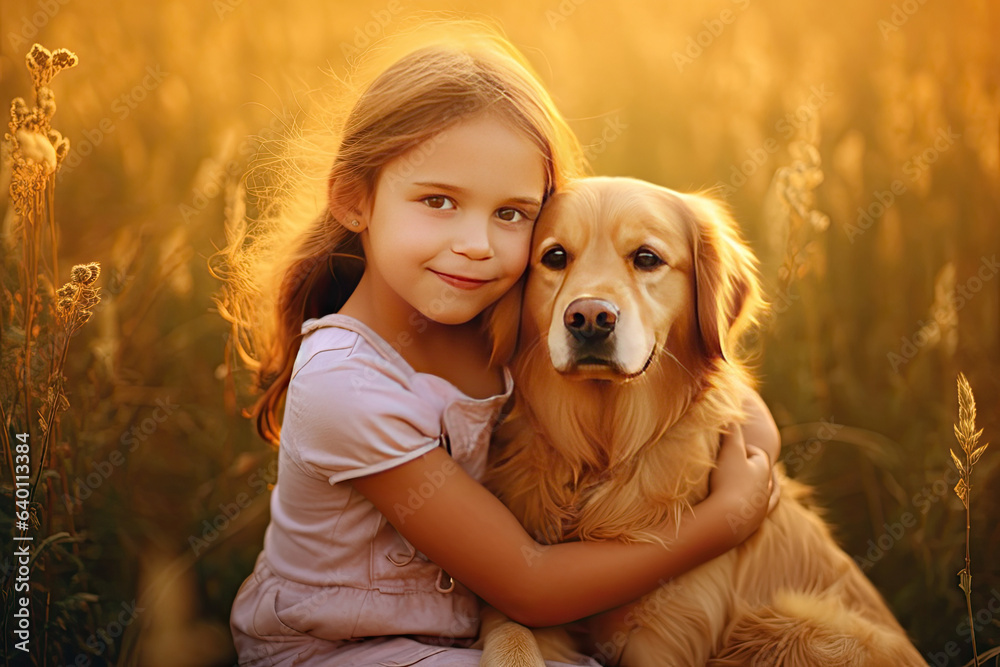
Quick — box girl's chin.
[419,311,481,327]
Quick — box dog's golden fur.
[480,177,923,666]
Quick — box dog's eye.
[633,248,665,271]
[540,246,567,270]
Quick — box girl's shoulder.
[285,314,448,482]
[293,312,512,411]
[284,313,513,485]
[296,313,415,386]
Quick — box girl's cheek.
[514,236,533,273]
[495,225,533,274]
[519,225,535,257]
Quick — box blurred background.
[0,0,997,664]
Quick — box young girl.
[223,20,780,667]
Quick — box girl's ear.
[329,180,369,232]
[329,203,368,232]
[483,276,524,368]
[339,212,367,232]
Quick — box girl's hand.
[707,424,773,547]
[738,388,782,513]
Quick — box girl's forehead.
[379,115,547,199]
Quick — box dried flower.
[50,49,78,73]
[71,262,100,286]
[25,44,78,91]
[10,98,31,126]
[56,263,103,328]
[775,140,830,232]
[15,128,57,169]
[5,45,78,210]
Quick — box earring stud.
[350,219,359,227]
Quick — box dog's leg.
[587,579,734,667]
[478,607,546,667]
[708,592,925,667]
[708,489,924,666]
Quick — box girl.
[222,19,780,667]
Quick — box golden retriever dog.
[478,177,924,666]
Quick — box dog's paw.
[479,621,547,667]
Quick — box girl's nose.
[451,216,494,260]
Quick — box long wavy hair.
[214,19,586,445]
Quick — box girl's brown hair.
[215,19,585,445]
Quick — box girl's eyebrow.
[508,195,543,209]
[412,181,541,209]
[413,181,467,194]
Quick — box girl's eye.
[497,208,529,224]
[633,248,666,271]
[540,246,568,270]
[422,196,455,210]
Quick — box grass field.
[1,0,998,664]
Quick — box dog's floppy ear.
[482,275,524,369]
[685,194,764,362]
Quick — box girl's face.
[359,113,546,326]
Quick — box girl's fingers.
[718,422,748,459]
[746,443,773,500]
[768,468,781,513]
[711,426,745,495]
[746,442,769,463]
[745,441,781,514]
[745,443,771,479]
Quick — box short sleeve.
[284,347,442,485]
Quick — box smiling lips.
[431,269,492,290]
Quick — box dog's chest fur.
[484,371,745,546]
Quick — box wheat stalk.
[951,372,990,667]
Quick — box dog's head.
[488,176,763,383]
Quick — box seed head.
[15,128,57,169]
[9,98,31,130]
[50,49,78,72]
[70,262,101,286]
[25,44,78,91]
[56,264,102,327]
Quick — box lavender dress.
[230,314,602,666]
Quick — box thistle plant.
[950,372,990,667]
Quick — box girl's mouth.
[430,270,492,290]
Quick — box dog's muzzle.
[556,297,652,378]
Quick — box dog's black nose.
[564,298,618,343]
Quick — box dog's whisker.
[518,335,547,369]
[658,343,696,380]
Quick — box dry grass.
[0,1,997,664]
[1,43,107,663]
[952,372,990,667]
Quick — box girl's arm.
[351,422,772,628]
